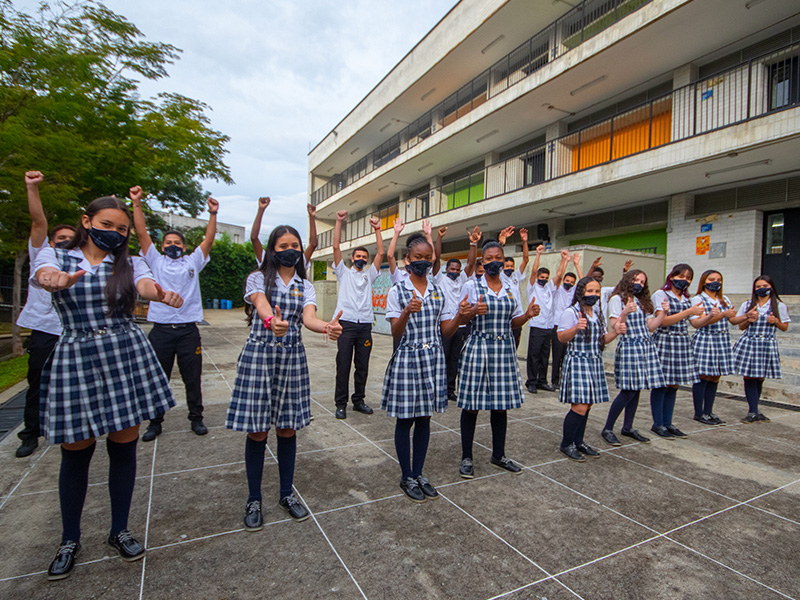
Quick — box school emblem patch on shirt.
[188,269,195,279]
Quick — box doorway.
[762,208,800,295]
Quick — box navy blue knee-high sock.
[490,410,507,460]
[107,438,137,537]
[663,387,678,427]
[744,379,759,413]
[650,387,666,427]
[394,419,413,479]
[276,434,297,500]
[561,410,583,448]
[703,381,719,416]
[605,390,634,430]
[692,380,708,418]
[245,436,267,503]
[460,410,478,460]
[59,442,96,543]
[411,418,430,478]
[575,411,589,446]
[622,391,641,431]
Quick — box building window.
[766,213,785,254]
[769,55,799,111]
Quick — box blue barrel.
[212,299,220,309]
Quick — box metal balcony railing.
[311,0,655,207]
[316,41,800,251]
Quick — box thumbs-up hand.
[458,293,472,318]
[271,305,289,337]
[661,298,670,313]
[746,307,759,322]
[690,303,705,317]
[623,297,638,315]
[576,315,588,331]
[406,289,423,314]
[710,305,720,317]
[767,314,780,325]
[154,283,184,308]
[525,297,540,319]
[40,269,86,292]
[614,320,627,335]
[475,294,488,315]
[326,310,343,340]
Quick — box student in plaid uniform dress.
[557,277,624,461]
[601,270,668,447]
[649,264,704,440]
[381,234,462,502]
[227,225,342,531]
[33,197,182,580]
[729,276,790,423]
[688,270,737,426]
[455,241,540,479]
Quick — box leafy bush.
[198,234,257,308]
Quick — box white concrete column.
[546,120,569,180]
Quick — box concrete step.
[718,377,800,408]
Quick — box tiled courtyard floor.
[1,309,798,599]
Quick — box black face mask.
[483,260,504,277]
[54,240,71,249]
[164,245,184,260]
[704,281,722,292]
[353,259,367,270]
[755,287,771,297]
[503,268,514,277]
[406,260,432,277]
[446,271,460,281]
[671,278,690,292]
[88,227,127,252]
[563,282,573,291]
[583,295,600,307]
[633,283,644,295]
[537,278,548,287]
[275,249,302,268]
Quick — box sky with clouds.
[21,0,458,242]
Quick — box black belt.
[153,322,195,329]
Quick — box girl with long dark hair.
[601,269,668,446]
[34,196,183,580]
[729,275,790,423]
[649,264,704,439]
[381,233,463,501]
[688,270,737,425]
[557,276,625,461]
[456,240,540,478]
[227,224,343,530]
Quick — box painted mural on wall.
[371,266,392,335]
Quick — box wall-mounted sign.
[701,223,712,232]
[696,236,710,255]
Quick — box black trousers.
[441,325,470,400]
[19,330,59,442]
[551,327,567,387]
[148,323,204,423]
[512,327,522,351]
[525,326,553,388]
[335,321,373,409]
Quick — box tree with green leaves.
[0,0,233,356]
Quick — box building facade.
[154,210,245,245]
[308,0,800,296]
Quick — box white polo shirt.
[32,247,153,288]
[736,299,790,322]
[552,284,576,321]
[333,260,379,323]
[501,268,525,317]
[527,280,556,329]
[385,278,451,323]
[17,238,62,336]
[462,279,523,319]
[142,245,209,324]
[244,271,316,308]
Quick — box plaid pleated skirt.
[692,330,734,376]
[652,331,699,385]
[614,336,666,390]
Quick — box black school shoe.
[741,412,759,424]
[536,383,556,392]
[191,420,208,435]
[416,476,439,499]
[107,530,145,562]
[47,540,80,581]
[666,425,688,439]
[709,414,725,425]
[400,478,426,503]
[490,455,522,473]
[244,500,263,531]
[650,425,675,439]
[15,438,39,458]
[756,413,771,423]
[694,414,718,426]
[620,428,650,443]
[335,407,346,419]
[459,458,474,479]
[601,429,622,446]
[141,423,161,442]
[279,494,310,521]
[526,385,538,394]
[560,444,585,462]
[577,443,600,458]
[352,402,373,415]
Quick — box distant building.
[154,211,245,245]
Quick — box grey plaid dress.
[691,294,734,376]
[457,280,524,411]
[226,279,312,432]
[559,307,609,405]
[614,298,665,390]
[380,283,447,418]
[733,303,782,379]
[652,293,700,385]
[40,250,175,444]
